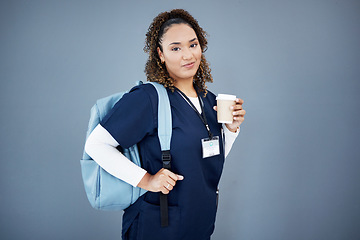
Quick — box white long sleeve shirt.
[85,96,239,188]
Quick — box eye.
[190,43,198,48]
[172,47,180,51]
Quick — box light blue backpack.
[80,81,172,211]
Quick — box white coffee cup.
[216,94,236,123]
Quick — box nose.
[182,48,193,60]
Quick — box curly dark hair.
[144,9,213,95]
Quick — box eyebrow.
[168,38,198,46]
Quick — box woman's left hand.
[214,98,246,133]
[226,98,245,132]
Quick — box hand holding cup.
[214,94,245,133]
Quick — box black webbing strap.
[160,150,171,227]
[159,193,168,227]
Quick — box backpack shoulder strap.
[145,81,172,227]
[146,82,172,152]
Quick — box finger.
[167,171,183,182]
[161,187,170,194]
[177,174,184,180]
[231,103,243,111]
[162,169,184,181]
[166,178,176,187]
[165,182,174,191]
[233,110,246,116]
[213,106,217,111]
[228,99,244,109]
[234,116,245,122]
[236,98,244,104]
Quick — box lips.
[182,62,195,68]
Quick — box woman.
[85,9,245,240]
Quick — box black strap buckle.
[162,150,171,169]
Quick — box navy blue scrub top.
[101,83,226,240]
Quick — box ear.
[157,47,165,63]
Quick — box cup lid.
[216,94,236,100]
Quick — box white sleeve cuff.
[85,124,147,187]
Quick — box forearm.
[85,124,147,187]
[223,123,240,158]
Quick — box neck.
[174,79,197,98]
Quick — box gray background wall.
[1,0,359,239]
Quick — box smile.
[182,62,195,68]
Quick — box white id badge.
[201,136,220,158]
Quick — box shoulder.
[125,83,159,116]
[128,83,158,103]
[103,83,159,118]
[206,90,216,100]
[100,83,159,129]
[113,83,158,107]
[203,89,217,105]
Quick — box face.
[157,23,202,83]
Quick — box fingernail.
[178,175,184,180]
